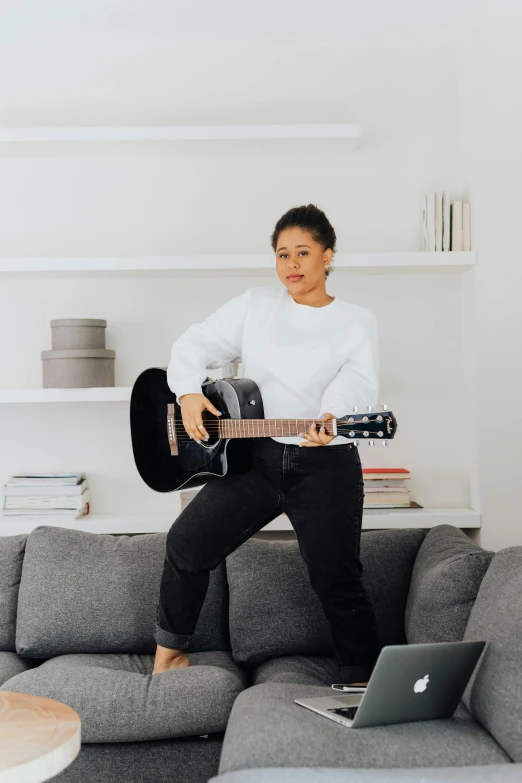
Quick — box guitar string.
[171,419,382,429]
[172,423,376,440]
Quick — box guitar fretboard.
[218,419,336,438]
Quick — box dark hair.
[270,203,337,278]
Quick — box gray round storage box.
[51,318,107,350]
[42,349,115,388]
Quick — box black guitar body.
[130,367,264,493]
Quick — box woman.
[152,203,380,686]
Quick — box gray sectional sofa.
[0,523,520,782]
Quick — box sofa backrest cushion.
[462,546,522,762]
[225,528,425,666]
[404,524,493,644]
[0,535,27,651]
[15,526,229,657]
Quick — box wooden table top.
[0,692,81,783]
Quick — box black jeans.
[154,437,379,683]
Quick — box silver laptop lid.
[351,640,486,728]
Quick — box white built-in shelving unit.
[0,122,479,534]
[0,250,479,532]
[0,507,480,536]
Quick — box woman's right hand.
[178,393,222,442]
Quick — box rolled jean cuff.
[154,624,192,651]
[338,662,375,684]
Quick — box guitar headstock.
[336,405,397,446]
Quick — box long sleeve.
[318,313,379,420]
[167,289,249,399]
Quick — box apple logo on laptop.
[414,675,430,693]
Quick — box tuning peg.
[352,406,359,413]
[382,440,389,447]
[353,439,359,448]
[369,440,375,447]
[381,403,388,411]
[367,405,373,412]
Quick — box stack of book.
[422,192,471,251]
[1,472,90,522]
[362,468,411,509]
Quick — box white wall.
[1,1,517,547]
[455,4,522,550]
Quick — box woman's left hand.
[298,412,337,447]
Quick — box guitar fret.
[221,416,336,438]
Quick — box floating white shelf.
[0,123,360,141]
[0,387,132,403]
[0,252,475,275]
[0,123,360,153]
[0,508,480,536]
[265,507,481,531]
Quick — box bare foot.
[152,644,190,675]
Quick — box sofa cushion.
[218,682,510,774]
[15,525,229,657]
[0,651,38,686]
[226,529,425,666]
[0,649,247,742]
[462,546,522,762]
[404,525,493,644]
[251,655,340,687]
[0,534,27,651]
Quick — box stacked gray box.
[41,318,115,388]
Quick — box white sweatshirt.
[167,285,379,446]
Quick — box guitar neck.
[217,418,336,438]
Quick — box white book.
[451,200,463,250]
[3,479,88,497]
[0,508,88,520]
[435,192,443,251]
[363,503,411,509]
[462,201,471,250]
[422,197,428,251]
[442,191,450,250]
[4,489,90,510]
[364,487,410,494]
[424,193,435,251]
[6,472,85,486]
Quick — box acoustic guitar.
[130,367,397,493]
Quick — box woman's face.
[275,227,332,293]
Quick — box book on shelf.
[442,191,450,251]
[362,468,411,509]
[6,472,85,486]
[0,503,90,520]
[3,479,88,497]
[423,192,471,251]
[3,489,90,511]
[462,202,471,250]
[363,468,410,480]
[451,200,463,250]
[2,471,90,518]
[422,193,435,251]
[435,191,443,251]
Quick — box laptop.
[294,640,486,728]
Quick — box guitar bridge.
[167,403,179,456]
